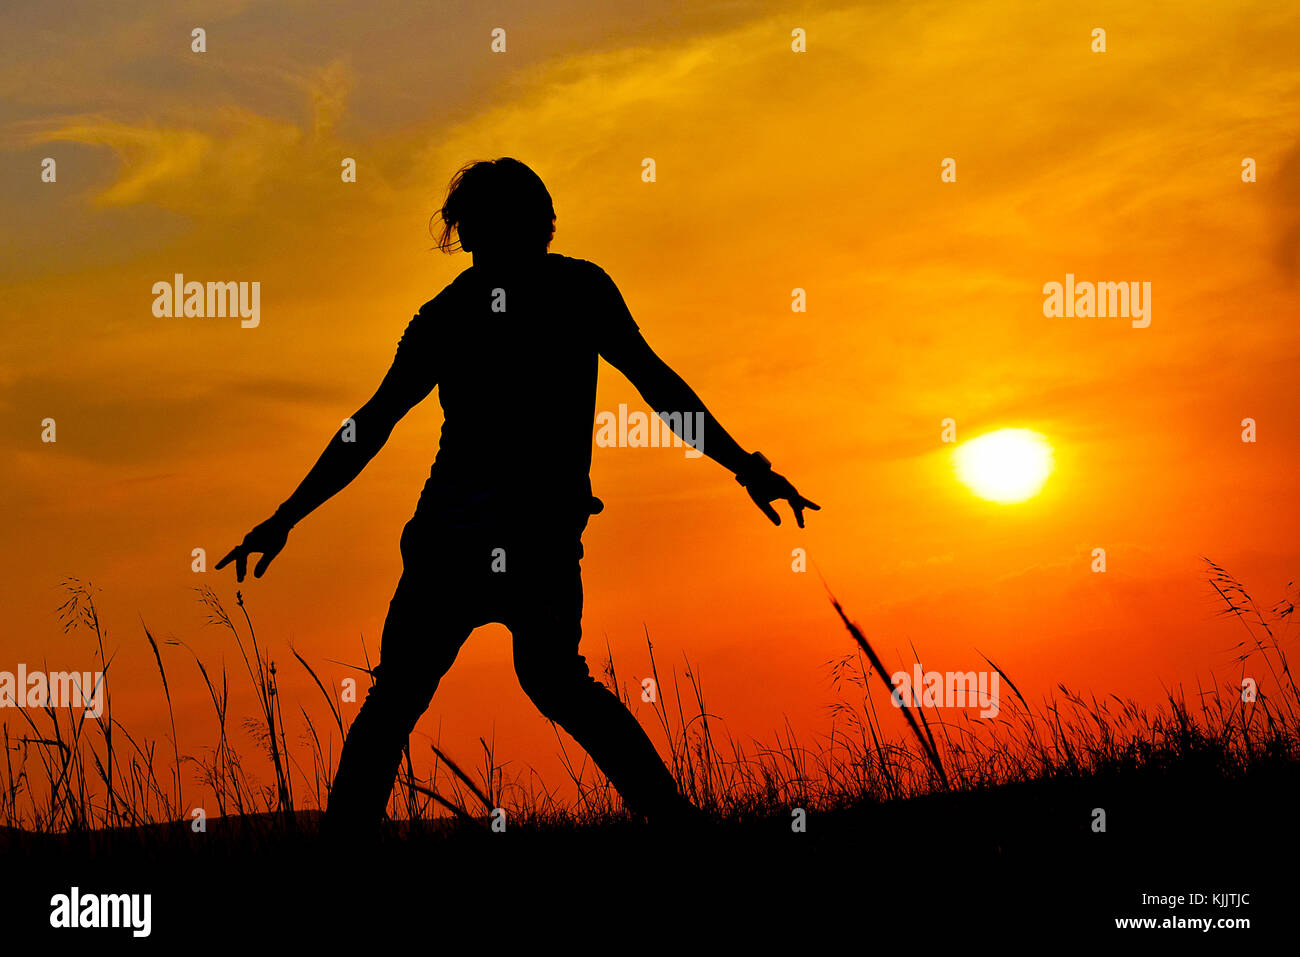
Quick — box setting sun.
[954,429,1055,503]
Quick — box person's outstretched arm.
[596,273,819,528]
[217,310,438,581]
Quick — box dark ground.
[3,759,1293,945]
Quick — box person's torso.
[418,254,608,527]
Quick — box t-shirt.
[389,253,641,531]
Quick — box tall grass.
[1,558,1296,839]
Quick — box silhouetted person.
[218,157,818,833]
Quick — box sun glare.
[954,429,1055,504]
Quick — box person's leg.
[507,536,694,821]
[326,568,473,834]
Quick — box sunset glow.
[1,0,1298,833]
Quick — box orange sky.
[2,0,1299,811]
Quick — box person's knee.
[515,660,562,716]
[363,667,436,727]
[514,653,591,719]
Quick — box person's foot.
[646,797,710,834]
[319,808,382,849]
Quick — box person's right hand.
[216,517,290,582]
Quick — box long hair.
[431,157,556,253]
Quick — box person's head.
[432,157,556,259]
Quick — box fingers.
[216,545,248,581]
[753,492,781,525]
[218,524,288,582]
[787,493,819,528]
[749,480,822,527]
[253,546,278,579]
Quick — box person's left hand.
[742,470,820,528]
